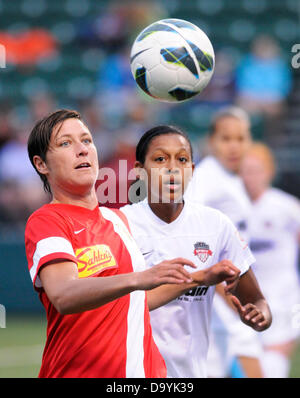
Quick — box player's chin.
[161,193,184,204]
[72,174,97,190]
[226,158,242,173]
[161,186,184,203]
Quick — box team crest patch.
[193,242,212,263]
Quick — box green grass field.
[1,313,300,378]
[0,313,46,378]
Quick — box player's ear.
[134,160,143,169]
[134,161,146,181]
[33,155,49,176]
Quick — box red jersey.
[25,203,166,378]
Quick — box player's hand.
[200,260,240,293]
[136,257,196,290]
[231,295,270,331]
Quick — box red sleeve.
[25,211,77,290]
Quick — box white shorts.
[259,307,300,347]
[207,294,263,377]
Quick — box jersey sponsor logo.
[185,286,209,297]
[75,244,117,277]
[178,286,209,302]
[193,241,212,263]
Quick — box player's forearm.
[53,273,139,314]
[41,256,196,314]
[147,281,197,311]
[147,270,205,311]
[215,283,238,311]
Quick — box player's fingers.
[159,262,191,275]
[244,308,260,321]
[224,270,240,282]
[170,258,197,269]
[251,312,264,325]
[222,266,236,276]
[220,260,241,275]
[153,262,192,282]
[224,272,239,283]
[230,295,244,314]
[220,265,240,281]
[173,263,194,278]
[243,303,256,314]
[257,319,268,328]
[159,277,185,285]
[224,279,239,294]
[160,274,191,284]
[216,266,237,283]
[223,268,240,289]
[165,266,193,283]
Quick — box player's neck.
[249,189,265,203]
[148,201,184,224]
[51,188,98,210]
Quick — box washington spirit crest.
[194,242,212,263]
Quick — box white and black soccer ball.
[130,18,215,103]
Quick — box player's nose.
[166,159,180,173]
[76,141,89,157]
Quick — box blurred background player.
[184,106,264,377]
[241,142,300,378]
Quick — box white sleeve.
[218,213,255,275]
[286,196,300,233]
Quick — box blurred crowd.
[0,0,294,237]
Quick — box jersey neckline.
[142,199,189,229]
[43,202,101,214]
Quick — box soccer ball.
[130,18,215,103]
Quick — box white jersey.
[184,155,262,376]
[121,199,255,378]
[184,156,251,239]
[248,188,300,344]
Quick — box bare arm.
[230,268,272,331]
[215,282,237,311]
[148,259,241,311]
[39,258,196,315]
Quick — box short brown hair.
[27,109,82,194]
[209,106,250,136]
[247,142,276,180]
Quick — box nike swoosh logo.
[74,228,85,235]
[142,251,153,256]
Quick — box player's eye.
[60,140,70,147]
[83,138,92,144]
[221,136,230,142]
[154,156,165,162]
[179,157,188,163]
